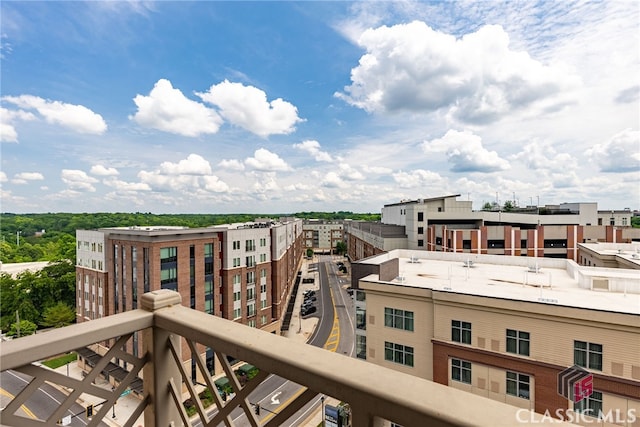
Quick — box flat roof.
[359,250,640,315]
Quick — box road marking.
[0,387,39,420]
[270,391,282,405]
[323,264,341,353]
[261,386,307,423]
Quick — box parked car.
[301,305,317,316]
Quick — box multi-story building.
[351,248,640,425]
[345,195,640,262]
[302,219,344,254]
[75,218,303,380]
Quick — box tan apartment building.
[75,218,303,383]
[353,250,640,426]
[302,219,344,254]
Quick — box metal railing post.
[141,290,183,426]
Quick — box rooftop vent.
[462,260,474,268]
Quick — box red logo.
[558,365,593,403]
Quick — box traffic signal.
[254,404,260,415]
[86,404,94,418]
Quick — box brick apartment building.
[345,195,640,263]
[75,218,303,380]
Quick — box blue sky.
[1,1,638,214]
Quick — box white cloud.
[90,164,119,176]
[130,79,222,137]
[61,169,98,192]
[321,172,346,188]
[245,148,291,172]
[197,80,304,137]
[338,163,365,181]
[293,140,333,162]
[586,129,640,173]
[511,140,578,173]
[103,177,151,191]
[392,169,445,189]
[14,172,44,181]
[336,21,580,124]
[0,107,36,142]
[0,171,7,182]
[202,175,230,192]
[158,153,212,175]
[423,130,510,173]
[217,159,245,171]
[137,154,229,193]
[2,95,107,134]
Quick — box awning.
[238,364,255,375]
[214,377,229,389]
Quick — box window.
[452,320,471,344]
[384,308,414,331]
[417,239,424,247]
[232,240,240,250]
[384,342,414,367]
[233,257,241,267]
[260,238,267,247]
[417,227,424,234]
[356,307,366,330]
[355,290,366,302]
[506,372,530,399]
[417,212,424,221]
[233,308,241,319]
[574,391,603,418]
[506,330,530,356]
[261,315,268,325]
[574,341,602,371]
[247,287,255,301]
[451,359,471,384]
[246,256,255,267]
[233,274,241,285]
[260,253,267,262]
[245,240,255,251]
[233,291,241,302]
[356,335,367,360]
[246,271,255,284]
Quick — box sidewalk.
[53,255,345,427]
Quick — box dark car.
[301,305,317,316]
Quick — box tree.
[7,319,37,337]
[482,202,493,211]
[40,302,76,328]
[503,200,516,212]
[335,241,347,255]
[306,248,314,258]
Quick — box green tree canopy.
[7,319,37,338]
[40,302,76,328]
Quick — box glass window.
[384,308,414,331]
[506,329,530,356]
[384,342,414,367]
[356,335,367,360]
[356,307,366,330]
[452,320,471,344]
[574,341,602,371]
[506,371,530,399]
[451,359,471,384]
[574,391,603,418]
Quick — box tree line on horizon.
[0,211,381,264]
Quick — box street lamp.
[111,387,116,418]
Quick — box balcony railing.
[1,290,571,426]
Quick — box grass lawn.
[42,352,77,369]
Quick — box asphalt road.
[194,256,355,427]
[0,369,108,426]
